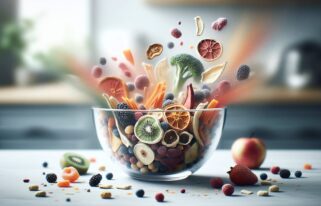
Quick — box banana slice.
[194,16,204,36]
[201,62,227,84]
[193,102,208,147]
[154,58,172,89]
[133,143,155,165]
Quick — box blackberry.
[162,99,174,108]
[89,174,102,187]
[99,57,107,65]
[136,189,145,198]
[165,93,174,100]
[260,173,268,180]
[295,170,302,178]
[280,169,291,178]
[106,173,113,180]
[236,65,250,81]
[115,103,135,127]
[46,173,57,183]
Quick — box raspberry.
[210,177,223,189]
[270,166,280,174]
[155,193,165,202]
[260,173,268,180]
[106,173,113,180]
[280,169,291,178]
[295,171,302,178]
[89,174,102,187]
[171,28,182,38]
[46,173,57,183]
[136,189,145,198]
[236,65,250,81]
[222,184,234,196]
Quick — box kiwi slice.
[134,115,163,144]
[60,152,90,175]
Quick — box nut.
[261,180,272,186]
[101,191,112,199]
[240,189,253,195]
[29,185,39,191]
[116,185,132,190]
[35,191,46,197]
[257,190,269,196]
[269,185,279,192]
[99,184,113,189]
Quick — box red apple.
[231,137,266,169]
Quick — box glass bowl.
[93,107,226,181]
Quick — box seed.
[257,190,269,196]
[98,165,106,171]
[99,184,113,189]
[261,180,272,186]
[116,185,132,190]
[269,185,279,192]
[29,185,39,191]
[240,189,253,195]
[35,191,46,197]
[101,191,112,199]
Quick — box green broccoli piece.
[170,54,204,95]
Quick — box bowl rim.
[92,107,226,112]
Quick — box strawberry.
[227,164,258,186]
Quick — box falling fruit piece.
[183,84,195,109]
[146,43,163,60]
[201,62,227,84]
[142,62,156,85]
[194,16,204,36]
[98,77,128,102]
[197,39,222,62]
[118,63,132,78]
[154,58,172,88]
[123,49,135,65]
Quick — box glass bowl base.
[128,170,192,181]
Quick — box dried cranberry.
[171,28,182,38]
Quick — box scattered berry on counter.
[180,189,186,193]
[178,21,181,25]
[135,189,145,198]
[98,165,106,171]
[29,185,39,191]
[23,179,30,183]
[57,180,70,188]
[269,185,279,192]
[257,190,269,196]
[42,162,48,168]
[209,177,223,189]
[222,184,234,196]
[46,173,57,183]
[126,82,135,92]
[101,191,112,199]
[167,42,175,49]
[279,169,291,178]
[270,166,280,174]
[106,173,113,180]
[228,164,258,186]
[304,163,312,170]
[236,65,250,81]
[295,170,302,178]
[89,174,102,187]
[87,189,91,192]
[155,193,165,202]
[100,57,107,65]
[260,173,268,180]
[171,28,182,38]
[35,191,46,197]
[91,66,103,78]
[42,172,46,175]
[66,198,71,202]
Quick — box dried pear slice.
[154,58,172,88]
[194,16,204,36]
[178,131,193,145]
[201,62,227,84]
[192,102,208,147]
[162,129,179,148]
[142,62,156,85]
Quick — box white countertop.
[0,150,320,206]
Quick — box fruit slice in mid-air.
[98,77,128,102]
[60,152,90,175]
[134,115,163,144]
[163,104,191,131]
[197,39,222,62]
[228,164,258,186]
[133,143,155,165]
[123,49,135,65]
[62,167,80,183]
[183,84,195,109]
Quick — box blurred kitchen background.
[1,0,321,149]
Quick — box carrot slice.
[123,49,135,65]
[145,82,162,108]
[57,180,70,187]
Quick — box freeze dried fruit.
[146,43,163,60]
[212,17,227,31]
[194,16,204,36]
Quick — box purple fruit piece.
[129,156,138,164]
[131,135,139,144]
[160,157,183,170]
[91,65,103,78]
[151,144,160,151]
[134,75,150,90]
[171,28,182,38]
[211,17,227,31]
[167,148,183,158]
[157,146,167,157]
[134,112,143,121]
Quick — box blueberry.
[135,189,145,198]
[295,170,302,178]
[236,65,250,81]
[135,94,144,103]
[162,99,174,107]
[127,147,134,154]
[112,128,120,137]
[260,173,268,180]
[160,122,170,131]
[165,93,174,100]
[280,169,291,178]
[194,91,204,102]
[118,145,128,155]
[126,82,135,92]
[167,42,175,49]
[99,57,107,65]
[106,173,113,180]
[42,162,48,168]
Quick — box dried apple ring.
[146,43,163,60]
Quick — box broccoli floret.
[170,54,204,95]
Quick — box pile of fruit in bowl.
[92,16,251,181]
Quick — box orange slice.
[163,104,191,131]
[98,77,128,102]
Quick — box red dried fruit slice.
[197,39,222,61]
[98,77,128,102]
[183,84,195,109]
